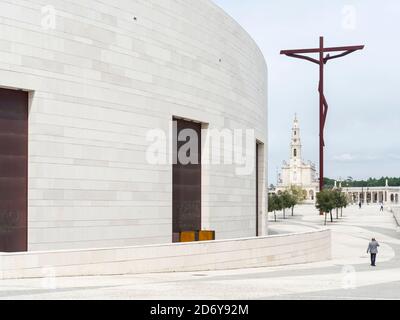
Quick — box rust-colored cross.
[281,36,364,197]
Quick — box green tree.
[275,194,283,219]
[323,177,335,189]
[316,190,335,225]
[325,176,400,187]
[339,192,348,217]
[280,190,292,219]
[288,194,297,217]
[288,185,306,216]
[268,193,282,222]
[332,189,343,219]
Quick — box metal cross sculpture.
[281,36,364,194]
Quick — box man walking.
[367,238,380,266]
[380,202,384,212]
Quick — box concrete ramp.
[0,229,331,279]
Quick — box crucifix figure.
[280,36,364,195]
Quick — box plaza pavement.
[0,204,399,300]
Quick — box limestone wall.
[0,0,268,250]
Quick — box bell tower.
[290,114,302,165]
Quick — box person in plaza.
[380,202,384,212]
[359,201,362,209]
[367,238,380,266]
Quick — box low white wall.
[0,229,331,279]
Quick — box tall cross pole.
[281,36,364,196]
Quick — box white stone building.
[0,0,268,252]
[338,179,400,205]
[276,115,319,201]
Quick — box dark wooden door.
[0,88,28,252]
[172,119,201,240]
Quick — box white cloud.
[333,153,356,162]
[365,155,381,161]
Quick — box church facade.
[275,115,319,202]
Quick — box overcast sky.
[213,0,400,184]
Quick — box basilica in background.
[275,115,319,203]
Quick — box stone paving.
[0,204,399,300]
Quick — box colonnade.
[344,190,399,204]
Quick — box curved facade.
[0,0,268,251]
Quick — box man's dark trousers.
[371,253,377,266]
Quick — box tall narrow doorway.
[172,118,201,241]
[0,88,28,252]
